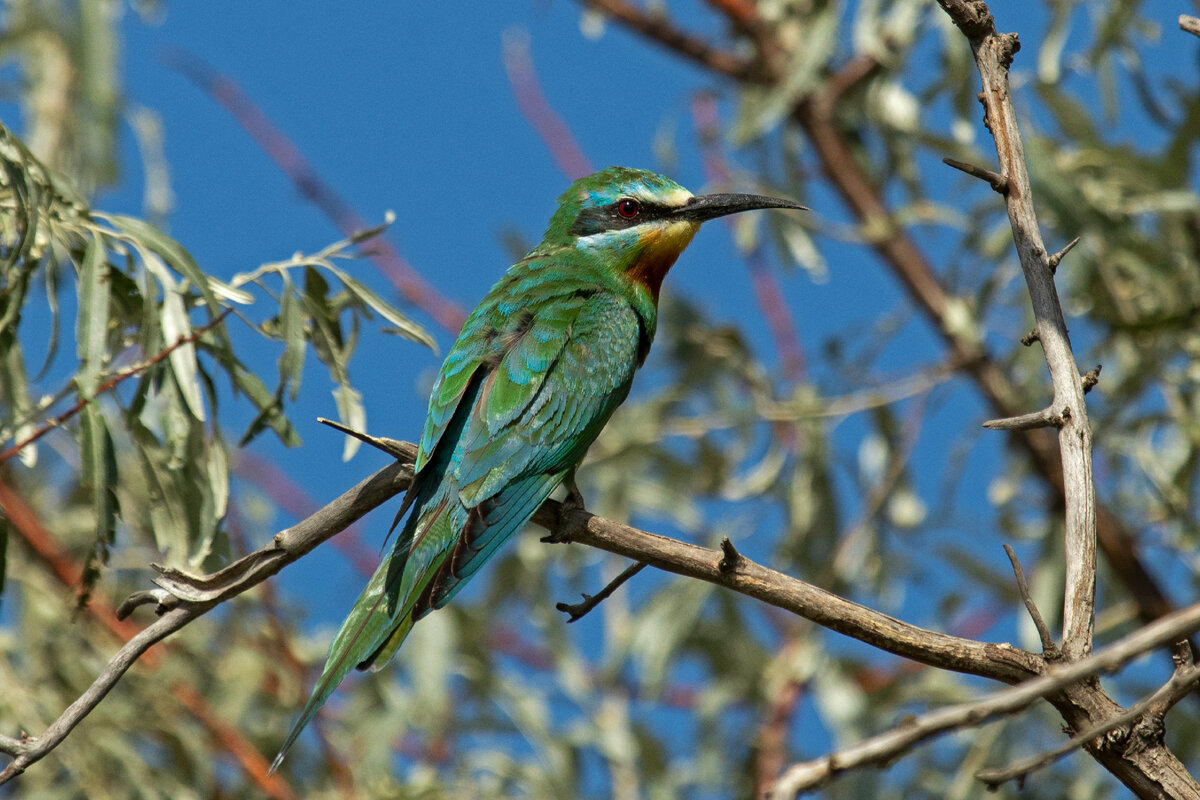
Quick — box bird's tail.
[269,506,432,773]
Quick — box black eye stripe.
[569,201,670,236]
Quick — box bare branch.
[936,0,1098,662]
[766,601,1200,797]
[1004,545,1060,658]
[1180,15,1200,38]
[502,28,593,181]
[534,501,1041,682]
[162,48,466,333]
[316,417,412,460]
[556,561,647,622]
[580,0,757,82]
[976,646,1200,789]
[1082,365,1102,395]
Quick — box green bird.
[272,166,804,769]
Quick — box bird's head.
[540,166,805,300]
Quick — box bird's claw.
[541,472,586,543]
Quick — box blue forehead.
[574,167,687,207]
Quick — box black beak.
[672,192,808,223]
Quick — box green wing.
[273,284,645,770]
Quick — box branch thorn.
[1003,545,1059,659]
[1020,329,1039,347]
[317,417,412,460]
[1081,365,1102,394]
[1046,237,1080,274]
[942,157,1009,194]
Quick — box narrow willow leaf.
[160,289,206,421]
[332,383,364,461]
[105,213,221,314]
[327,265,436,351]
[76,234,111,398]
[232,365,301,447]
[79,403,119,605]
[2,341,37,467]
[279,280,305,401]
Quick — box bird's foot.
[542,471,586,543]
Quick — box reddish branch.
[0,308,233,465]
[162,49,466,335]
[0,477,297,799]
[502,30,593,181]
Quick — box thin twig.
[765,604,1200,797]
[981,407,1063,431]
[942,157,1009,193]
[0,308,233,465]
[1046,236,1080,273]
[1082,365,1102,395]
[556,561,647,622]
[316,417,412,460]
[1003,545,1060,658]
[1180,15,1200,38]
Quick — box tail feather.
[270,499,449,772]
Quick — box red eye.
[616,198,641,219]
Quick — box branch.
[1181,15,1200,38]
[555,560,647,622]
[976,645,1200,790]
[581,0,757,82]
[765,602,1200,797]
[501,28,593,180]
[0,457,413,785]
[0,308,233,464]
[937,0,1098,664]
[533,501,1041,683]
[1004,545,1059,658]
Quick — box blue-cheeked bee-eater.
[272,166,805,769]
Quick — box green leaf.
[332,383,364,461]
[278,279,305,401]
[104,213,222,315]
[160,288,206,421]
[76,233,111,398]
[326,265,436,352]
[79,403,119,607]
[232,364,301,448]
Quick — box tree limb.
[0,458,413,785]
[766,605,1200,797]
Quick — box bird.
[271,166,805,769]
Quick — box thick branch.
[532,502,1040,683]
[938,0,1097,661]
